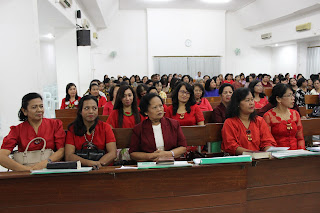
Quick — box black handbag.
[311,106,320,117]
[75,141,105,161]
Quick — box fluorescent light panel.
[201,0,232,3]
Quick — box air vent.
[296,23,311,32]
[261,33,272,40]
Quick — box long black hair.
[269,84,293,105]
[171,82,196,115]
[18,93,43,121]
[248,80,266,98]
[65,83,79,102]
[205,78,217,92]
[226,88,256,121]
[114,85,140,128]
[68,95,99,136]
[109,84,120,102]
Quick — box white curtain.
[306,47,320,77]
[154,57,221,77]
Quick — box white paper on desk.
[307,147,320,152]
[115,166,138,170]
[266,147,290,152]
[271,149,320,158]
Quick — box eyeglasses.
[179,90,190,96]
[282,94,294,98]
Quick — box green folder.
[30,167,93,175]
[137,161,192,169]
[193,155,252,165]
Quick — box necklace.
[84,129,95,148]
[123,110,133,116]
[179,113,185,119]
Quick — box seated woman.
[165,82,204,126]
[222,88,276,155]
[263,84,305,150]
[212,83,234,123]
[153,81,167,99]
[249,80,268,109]
[193,83,213,112]
[60,83,81,109]
[89,83,107,107]
[136,84,148,106]
[295,78,310,107]
[103,85,120,116]
[0,93,65,171]
[147,86,168,112]
[107,85,145,128]
[65,96,117,168]
[130,93,187,161]
[204,78,219,97]
[310,78,320,95]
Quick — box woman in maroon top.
[193,83,213,112]
[60,83,81,109]
[165,82,204,126]
[130,93,187,161]
[212,83,234,123]
[107,85,144,128]
[0,93,65,171]
[103,85,120,115]
[65,95,117,168]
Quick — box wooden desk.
[1,156,319,212]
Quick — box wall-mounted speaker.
[76,10,81,19]
[77,30,90,46]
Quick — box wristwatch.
[170,150,175,158]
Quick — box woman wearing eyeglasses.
[222,88,276,155]
[263,84,305,150]
[165,82,204,126]
[248,80,268,109]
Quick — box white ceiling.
[119,0,256,11]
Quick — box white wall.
[40,41,57,87]
[92,10,148,79]
[271,45,298,75]
[147,9,226,76]
[0,0,42,142]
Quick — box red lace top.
[165,105,204,126]
[60,97,81,109]
[98,96,107,108]
[263,108,305,150]
[254,96,268,109]
[103,101,114,115]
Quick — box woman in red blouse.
[263,84,305,150]
[0,93,65,171]
[249,80,268,109]
[165,82,204,126]
[212,83,234,123]
[103,85,120,116]
[89,83,107,107]
[60,83,81,109]
[107,85,144,128]
[65,95,117,168]
[193,83,213,112]
[222,88,276,155]
[130,93,187,161]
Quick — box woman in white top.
[129,93,187,161]
[310,79,320,95]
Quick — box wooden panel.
[205,123,223,142]
[264,88,272,98]
[57,115,109,131]
[181,125,207,146]
[247,192,320,213]
[203,111,214,124]
[112,128,133,149]
[205,97,221,102]
[302,119,320,136]
[299,106,307,117]
[55,108,78,117]
[305,95,319,105]
[99,115,109,122]
[159,204,246,213]
[248,180,320,200]
[165,98,172,104]
[248,156,320,187]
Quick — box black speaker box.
[77,30,90,46]
[76,10,81,18]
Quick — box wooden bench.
[55,108,104,118]
[304,95,319,115]
[205,97,221,103]
[203,111,214,124]
[58,115,109,131]
[264,87,272,98]
[302,118,320,136]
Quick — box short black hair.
[248,80,266,98]
[147,86,158,94]
[218,83,234,95]
[297,78,306,87]
[139,93,164,117]
[269,84,293,105]
[136,84,148,99]
[193,83,205,99]
[262,74,268,79]
[18,93,43,121]
[226,88,256,121]
[205,78,217,91]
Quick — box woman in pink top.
[193,83,212,112]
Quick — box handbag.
[311,106,320,117]
[75,141,105,161]
[12,137,54,166]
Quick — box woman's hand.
[152,150,173,161]
[87,160,102,169]
[31,160,48,170]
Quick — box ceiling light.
[42,33,55,39]
[275,44,279,47]
[201,0,232,3]
[144,0,173,2]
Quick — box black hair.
[146,80,153,85]
[203,75,210,79]
[160,78,168,87]
[273,77,280,84]
[226,88,256,121]
[18,93,43,121]
[103,78,110,84]
[280,77,287,83]
[218,83,234,95]
[109,84,120,102]
[147,86,158,94]
[89,83,98,91]
[285,73,290,78]
[120,81,129,86]
[136,84,148,99]
[65,83,79,102]
[297,78,306,88]
[312,78,320,84]
[205,78,217,92]
[297,74,303,79]
[245,76,251,83]
[269,84,293,105]
[153,81,161,87]
[170,77,181,92]
[171,82,196,115]
[114,85,140,128]
[248,80,266,98]
[262,74,268,79]
[181,75,191,83]
[68,95,99,136]
[193,83,205,99]
[139,93,164,117]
